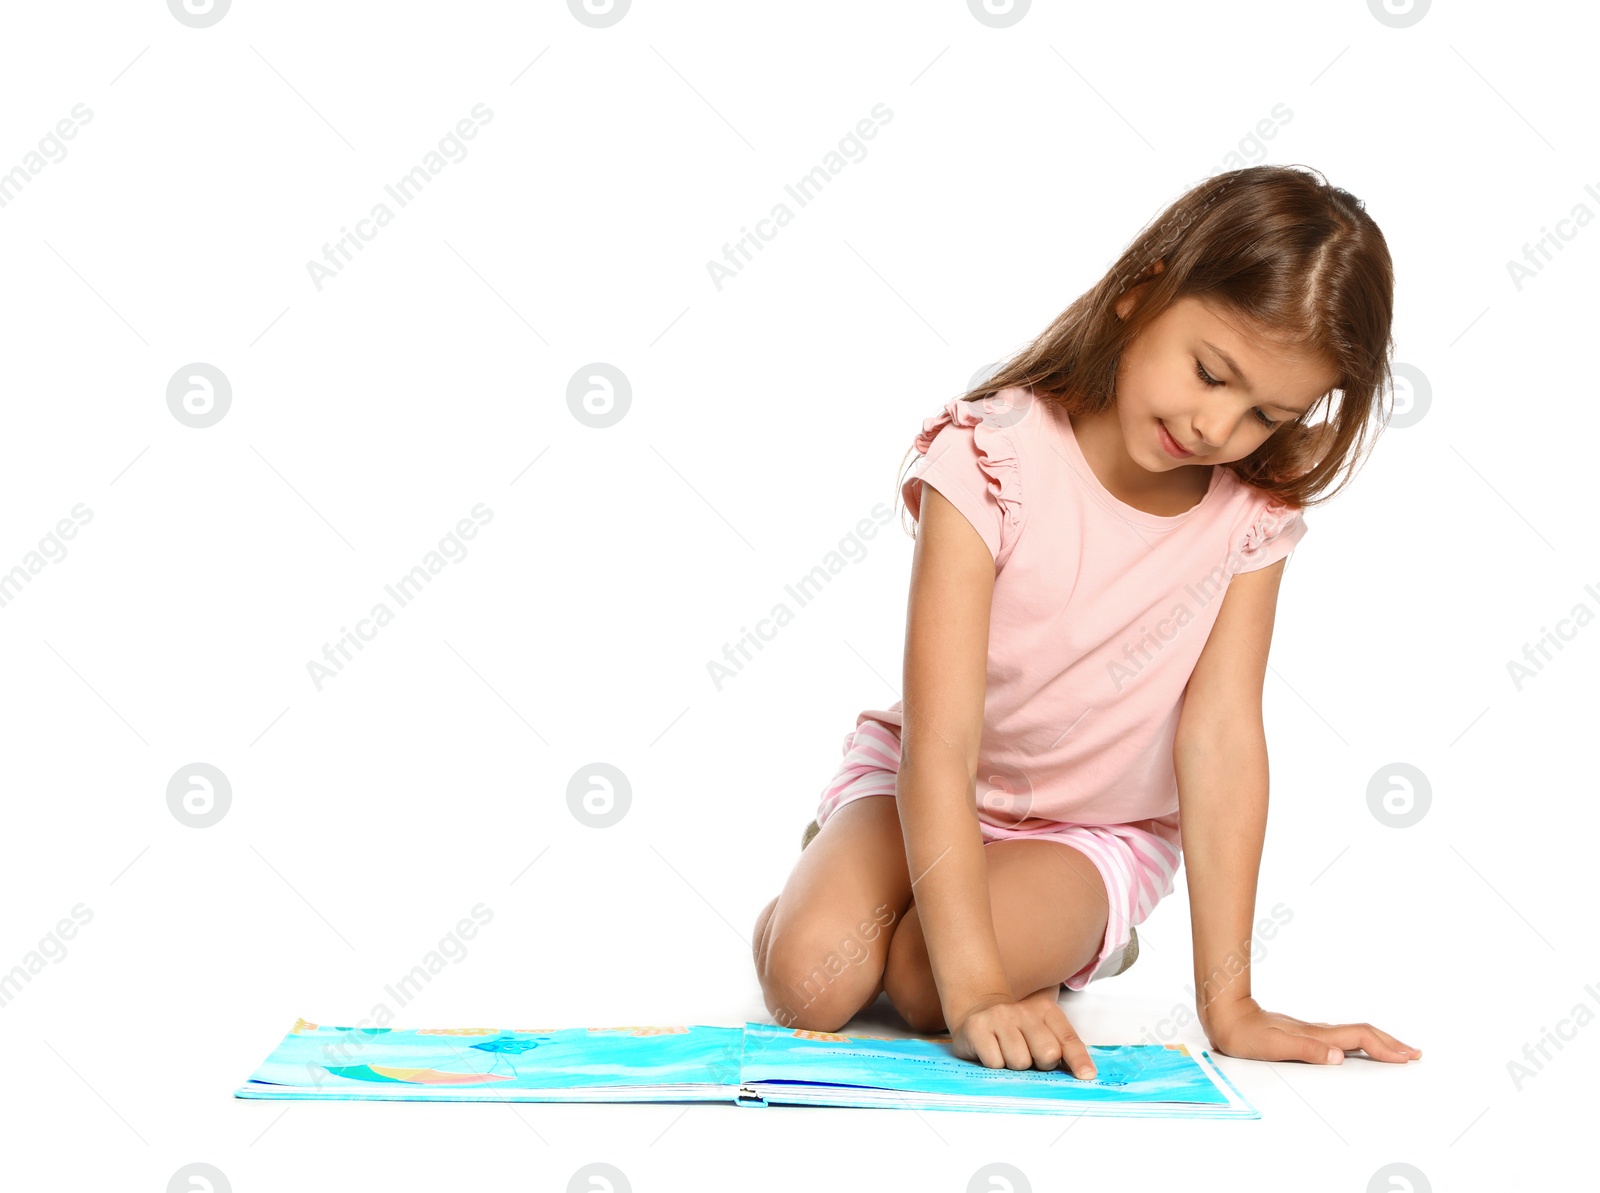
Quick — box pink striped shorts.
[814,719,1183,991]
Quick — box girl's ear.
[1306,419,1337,468]
[1114,258,1165,320]
[1282,418,1335,479]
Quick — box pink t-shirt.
[856,387,1309,830]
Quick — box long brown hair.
[898,163,1395,520]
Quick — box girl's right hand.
[948,992,1098,1079]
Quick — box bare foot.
[752,896,779,969]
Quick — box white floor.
[4,3,1594,1189]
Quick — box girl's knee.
[757,909,888,1033]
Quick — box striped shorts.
[814,718,1183,991]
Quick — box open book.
[235,1018,1258,1119]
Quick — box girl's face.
[1112,291,1339,472]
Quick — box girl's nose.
[1191,418,1228,452]
[1193,406,1248,450]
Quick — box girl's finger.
[1014,1016,1065,1072]
[1358,1021,1421,1059]
[1267,1027,1341,1065]
[971,1027,1005,1071]
[996,1022,1033,1071]
[1055,1020,1097,1080]
[983,1030,1010,1070]
[1060,1036,1096,1081]
[1316,1022,1419,1063]
[1039,1002,1097,1080]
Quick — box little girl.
[751,164,1423,1080]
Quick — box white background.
[1,1,1594,1189]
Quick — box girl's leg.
[752,795,914,1032]
[880,837,1111,1033]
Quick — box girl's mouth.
[1158,419,1194,458]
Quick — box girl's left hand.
[1204,997,1421,1065]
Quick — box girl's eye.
[1196,359,1279,429]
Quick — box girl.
[751,164,1423,1080]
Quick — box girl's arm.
[896,485,1011,1018]
[1175,557,1419,1066]
[896,483,1100,1076]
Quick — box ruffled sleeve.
[902,394,1026,568]
[1232,496,1308,573]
